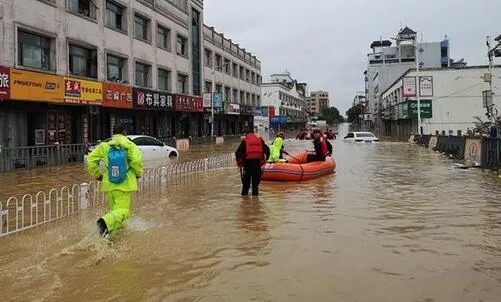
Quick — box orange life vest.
[245,133,264,160]
[320,135,328,157]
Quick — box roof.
[380,64,501,96]
[370,40,392,49]
[399,26,416,35]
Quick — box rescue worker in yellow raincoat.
[87,124,144,238]
[267,132,289,163]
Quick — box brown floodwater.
[1,124,501,302]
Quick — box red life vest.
[319,135,328,157]
[245,133,264,161]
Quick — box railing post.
[79,183,89,210]
[161,167,167,185]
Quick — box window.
[107,54,126,82]
[232,63,238,77]
[133,137,163,146]
[105,1,125,31]
[224,59,231,74]
[233,89,238,102]
[176,35,187,57]
[204,81,212,93]
[134,14,150,41]
[68,0,97,20]
[135,62,151,87]
[18,30,55,71]
[224,87,231,102]
[157,25,170,50]
[204,49,212,67]
[215,54,222,71]
[69,44,97,78]
[215,84,222,93]
[177,73,187,93]
[240,91,245,104]
[157,68,170,91]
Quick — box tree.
[346,104,364,123]
[319,106,344,124]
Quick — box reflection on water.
[2,123,501,301]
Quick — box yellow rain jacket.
[87,134,144,192]
[268,137,286,163]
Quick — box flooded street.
[2,124,501,301]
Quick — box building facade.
[261,72,308,131]
[364,27,451,131]
[0,0,261,148]
[380,66,501,137]
[202,25,261,136]
[307,90,329,116]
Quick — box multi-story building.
[380,65,501,137]
[364,26,451,131]
[202,25,261,136]
[261,71,308,131]
[307,90,329,116]
[0,0,261,148]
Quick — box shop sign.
[240,104,253,115]
[133,88,174,110]
[103,82,133,109]
[175,94,203,112]
[270,115,288,125]
[403,76,416,97]
[202,93,211,108]
[0,66,10,99]
[227,103,240,115]
[64,77,103,105]
[408,99,432,119]
[252,106,263,116]
[10,68,63,103]
[212,92,223,108]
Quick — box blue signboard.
[252,106,263,116]
[269,115,288,125]
[212,92,223,108]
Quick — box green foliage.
[319,106,344,124]
[346,104,364,123]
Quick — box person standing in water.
[235,128,270,196]
[306,129,333,162]
[86,124,144,238]
[267,132,289,163]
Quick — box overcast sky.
[204,0,501,115]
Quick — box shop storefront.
[132,88,174,138]
[174,94,203,138]
[240,104,254,133]
[102,82,133,138]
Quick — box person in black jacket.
[235,129,270,196]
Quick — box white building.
[0,0,261,147]
[365,27,452,130]
[202,25,262,135]
[381,66,501,137]
[261,71,308,130]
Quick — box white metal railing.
[0,153,236,237]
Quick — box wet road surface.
[1,124,501,301]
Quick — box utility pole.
[415,37,422,135]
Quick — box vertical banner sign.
[418,76,433,97]
[212,92,223,108]
[402,76,416,97]
[202,93,212,108]
[0,66,10,99]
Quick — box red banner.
[175,94,203,112]
[268,106,276,117]
[0,66,10,100]
[102,82,133,109]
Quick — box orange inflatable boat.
[261,151,336,182]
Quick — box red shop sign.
[175,95,203,112]
[0,66,11,100]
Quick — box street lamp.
[210,61,231,138]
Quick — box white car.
[84,135,179,164]
[343,132,379,143]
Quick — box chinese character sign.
[132,88,174,110]
[102,82,133,109]
[64,78,103,105]
[175,95,203,112]
[0,66,10,99]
